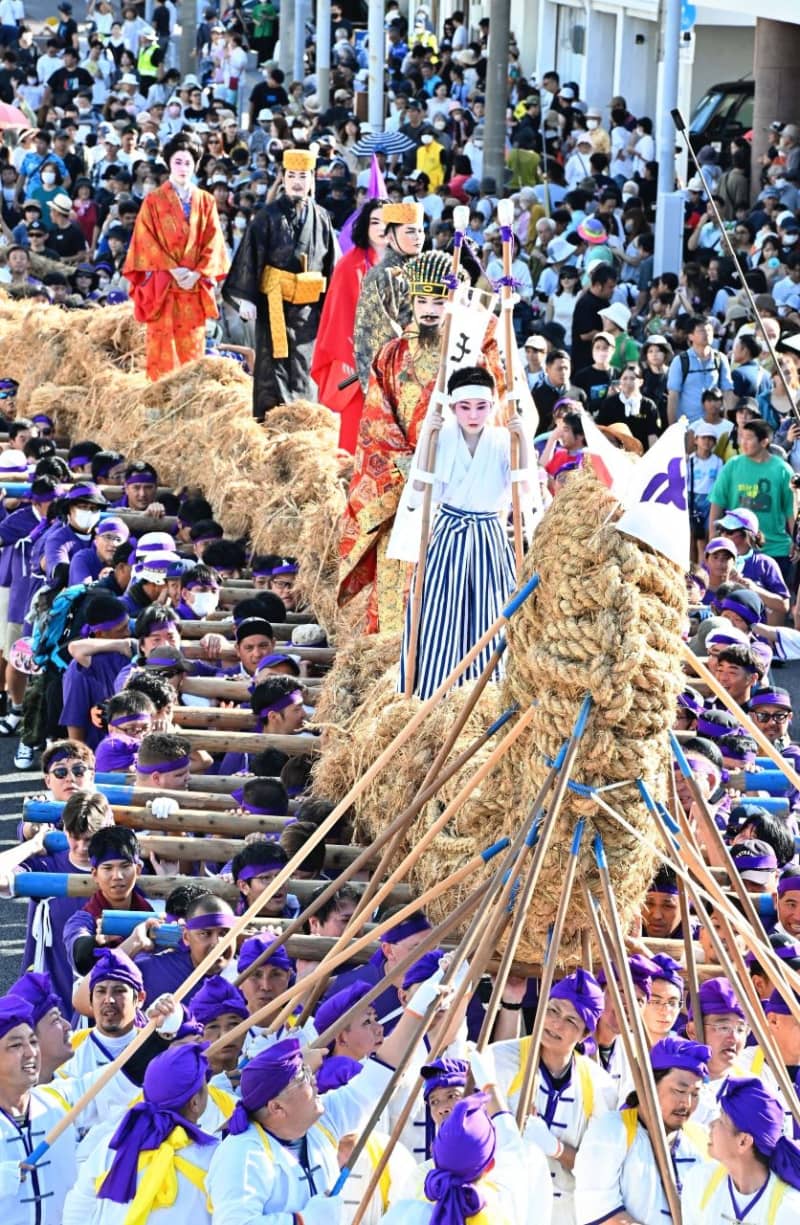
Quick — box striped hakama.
[399,502,516,699]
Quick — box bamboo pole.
[232,704,520,992]
[593,840,683,1225]
[403,204,471,696]
[669,772,704,1046]
[496,195,523,578]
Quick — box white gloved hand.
[300,1193,343,1225]
[468,1046,496,1091]
[146,993,184,1034]
[524,1114,563,1158]
[238,299,257,322]
[147,797,181,820]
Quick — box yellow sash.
[259,262,327,359]
[94,1125,209,1225]
[508,1043,595,1120]
[700,1165,787,1225]
[364,1135,392,1211]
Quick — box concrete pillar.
[317,0,331,110]
[483,0,511,193]
[751,19,800,203]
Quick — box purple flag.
[338,153,387,253]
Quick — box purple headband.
[68,455,92,469]
[255,690,303,718]
[255,654,294,671]
[47,746,85,765]
[270,563,298,576]
[778,874,800,896]
[734,853,778,872]
[96,517,129,538]
[678,690,704,716]
[135,755,191,775]
[184,911,234,931]
[695,715,735,742]
[89,848,140,868]
[649,879,679,896]
[81,614,128,636]
[745,943,800,967]
[383,912,432,944]
[109,713,150,728]
[720,596,759,626]
[235,861,283,883]
[251,567,275,578]
[749,689,792,711]
[124,472,157,486]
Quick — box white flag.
[444,285,497,378]
[615,421,690,568]
[579,410,634,498]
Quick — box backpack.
[31,582,91,671]
[678,348,723,390]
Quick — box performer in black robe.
[222,148,337,419]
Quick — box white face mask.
[72,507,100,532]
[420,133,434,145]
[255,184,267,196]
[41,172,56,185]
[586,119,599,129]
[234,216,247,230]
[188,590,219,617]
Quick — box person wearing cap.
[523,334,548,390]
[597,301,640,370]
[340,250,505,634]
[687,422,725,558]
[709,417,795,578]
[352,199,427,393]
[683,1076,800,1223]
[714,508,791,625]
[46,191,88,264]
[574,1034,711,1225]
[222,147,336,419]
[205,970,462,1224]
[491,969,616,1218]
[8,970,72,1085]
[747,687,800,795]
[67,515,130,586]
[123,131,228,382]
[41,480,108,587]
[58,946,148,1083]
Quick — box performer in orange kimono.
[123,132,229,382]
[310,198,387,453]
[337,250,506,634]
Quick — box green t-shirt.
[709,454,795,558]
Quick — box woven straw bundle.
[493,464,687,959]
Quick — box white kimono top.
[682,1163,800,1225]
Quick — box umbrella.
[0,102,31,129]
[352,130,416,157]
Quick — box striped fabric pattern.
[400,504,516,699]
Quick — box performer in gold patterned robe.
[338,251,506,634]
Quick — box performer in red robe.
[338,250,506,634]
[310,199,387,453]
[123,131,229,382]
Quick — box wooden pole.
[496,195,524,579]
[669,772,704,1046]
[593,840,683,1225]
[174,728,322,756]
[403,204,471,696]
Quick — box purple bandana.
[96,517,130,539]
[686,976,745,1022]
[99,1045,214,1205]
[720,596,759,626]
[81,615,129,636]
[315,981,375,1043]
[765,987,800,1017]
[650,1034,710,1077]
[184,912,234,931]
[110,714,150,728]
[778,871,800,896]
[678,689,704,716]
[717,1076,800,1189]
[597,954,659,1000]
[650,953,685,991]
[255,690,303,718]
[550,968,605,1035]
[421,1057,469,1100]
[315,1054,363,1094]
[9,971,64,1026]
[270,563,298,576]
[749,688,792,711]
[124,472,157,486]
[402,950,443,992]
[89,948,144,994]
[235,861,283,884]
[383,913,431,944]
[190,975,249,1025]
[227,1037,303,1134]
[0,994,35,1039]
[425,1094,496,1225]
[135,755,191,775]
[236,933,294,975]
